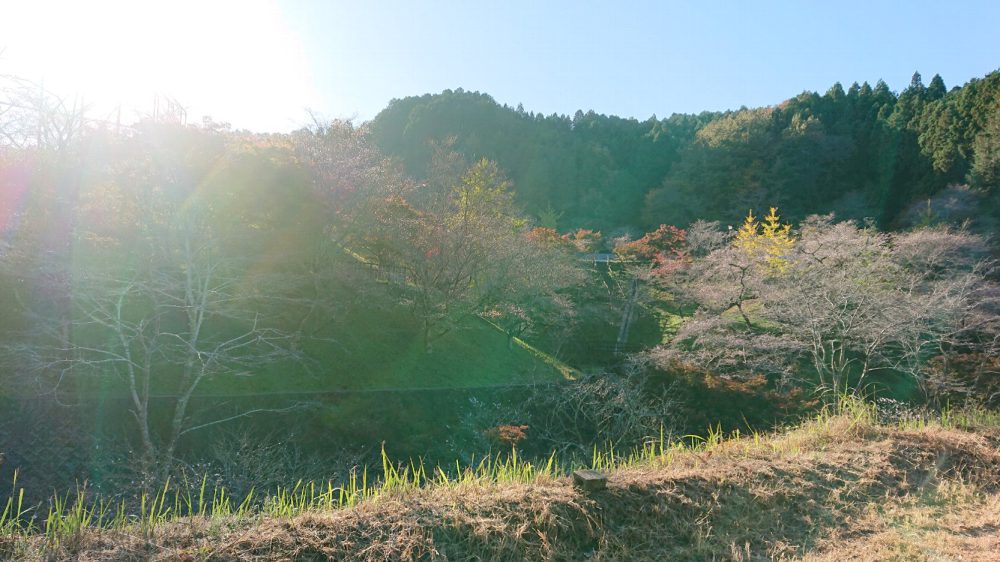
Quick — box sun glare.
[0,0,319,130]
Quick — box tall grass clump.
[1,471,28,535]
[590,422,740,472]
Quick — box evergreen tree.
[906,71,927,98]
[970,106,1000,193]
[927,74,947,100]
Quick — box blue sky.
[2,0,998,131]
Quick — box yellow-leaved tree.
[734,207,794,273]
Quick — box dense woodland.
[1,70,999,503]
[373,71,1000,232]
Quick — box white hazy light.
[0,0,319,131]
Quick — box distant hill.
[371,71,1000,232]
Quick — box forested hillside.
[372,71,1000,232]
[2,68,999,560]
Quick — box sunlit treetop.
[735,207,794,274]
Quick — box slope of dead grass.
[7,414,1000,561]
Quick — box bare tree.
[655,216,999,401]
[466,226,581,352]
[0,76,94,403]
[9,205,304,480]
[0,75,88,151]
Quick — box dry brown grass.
[9,416,1000,561]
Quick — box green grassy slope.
[198,311,573,396]
[52,299,572,399]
